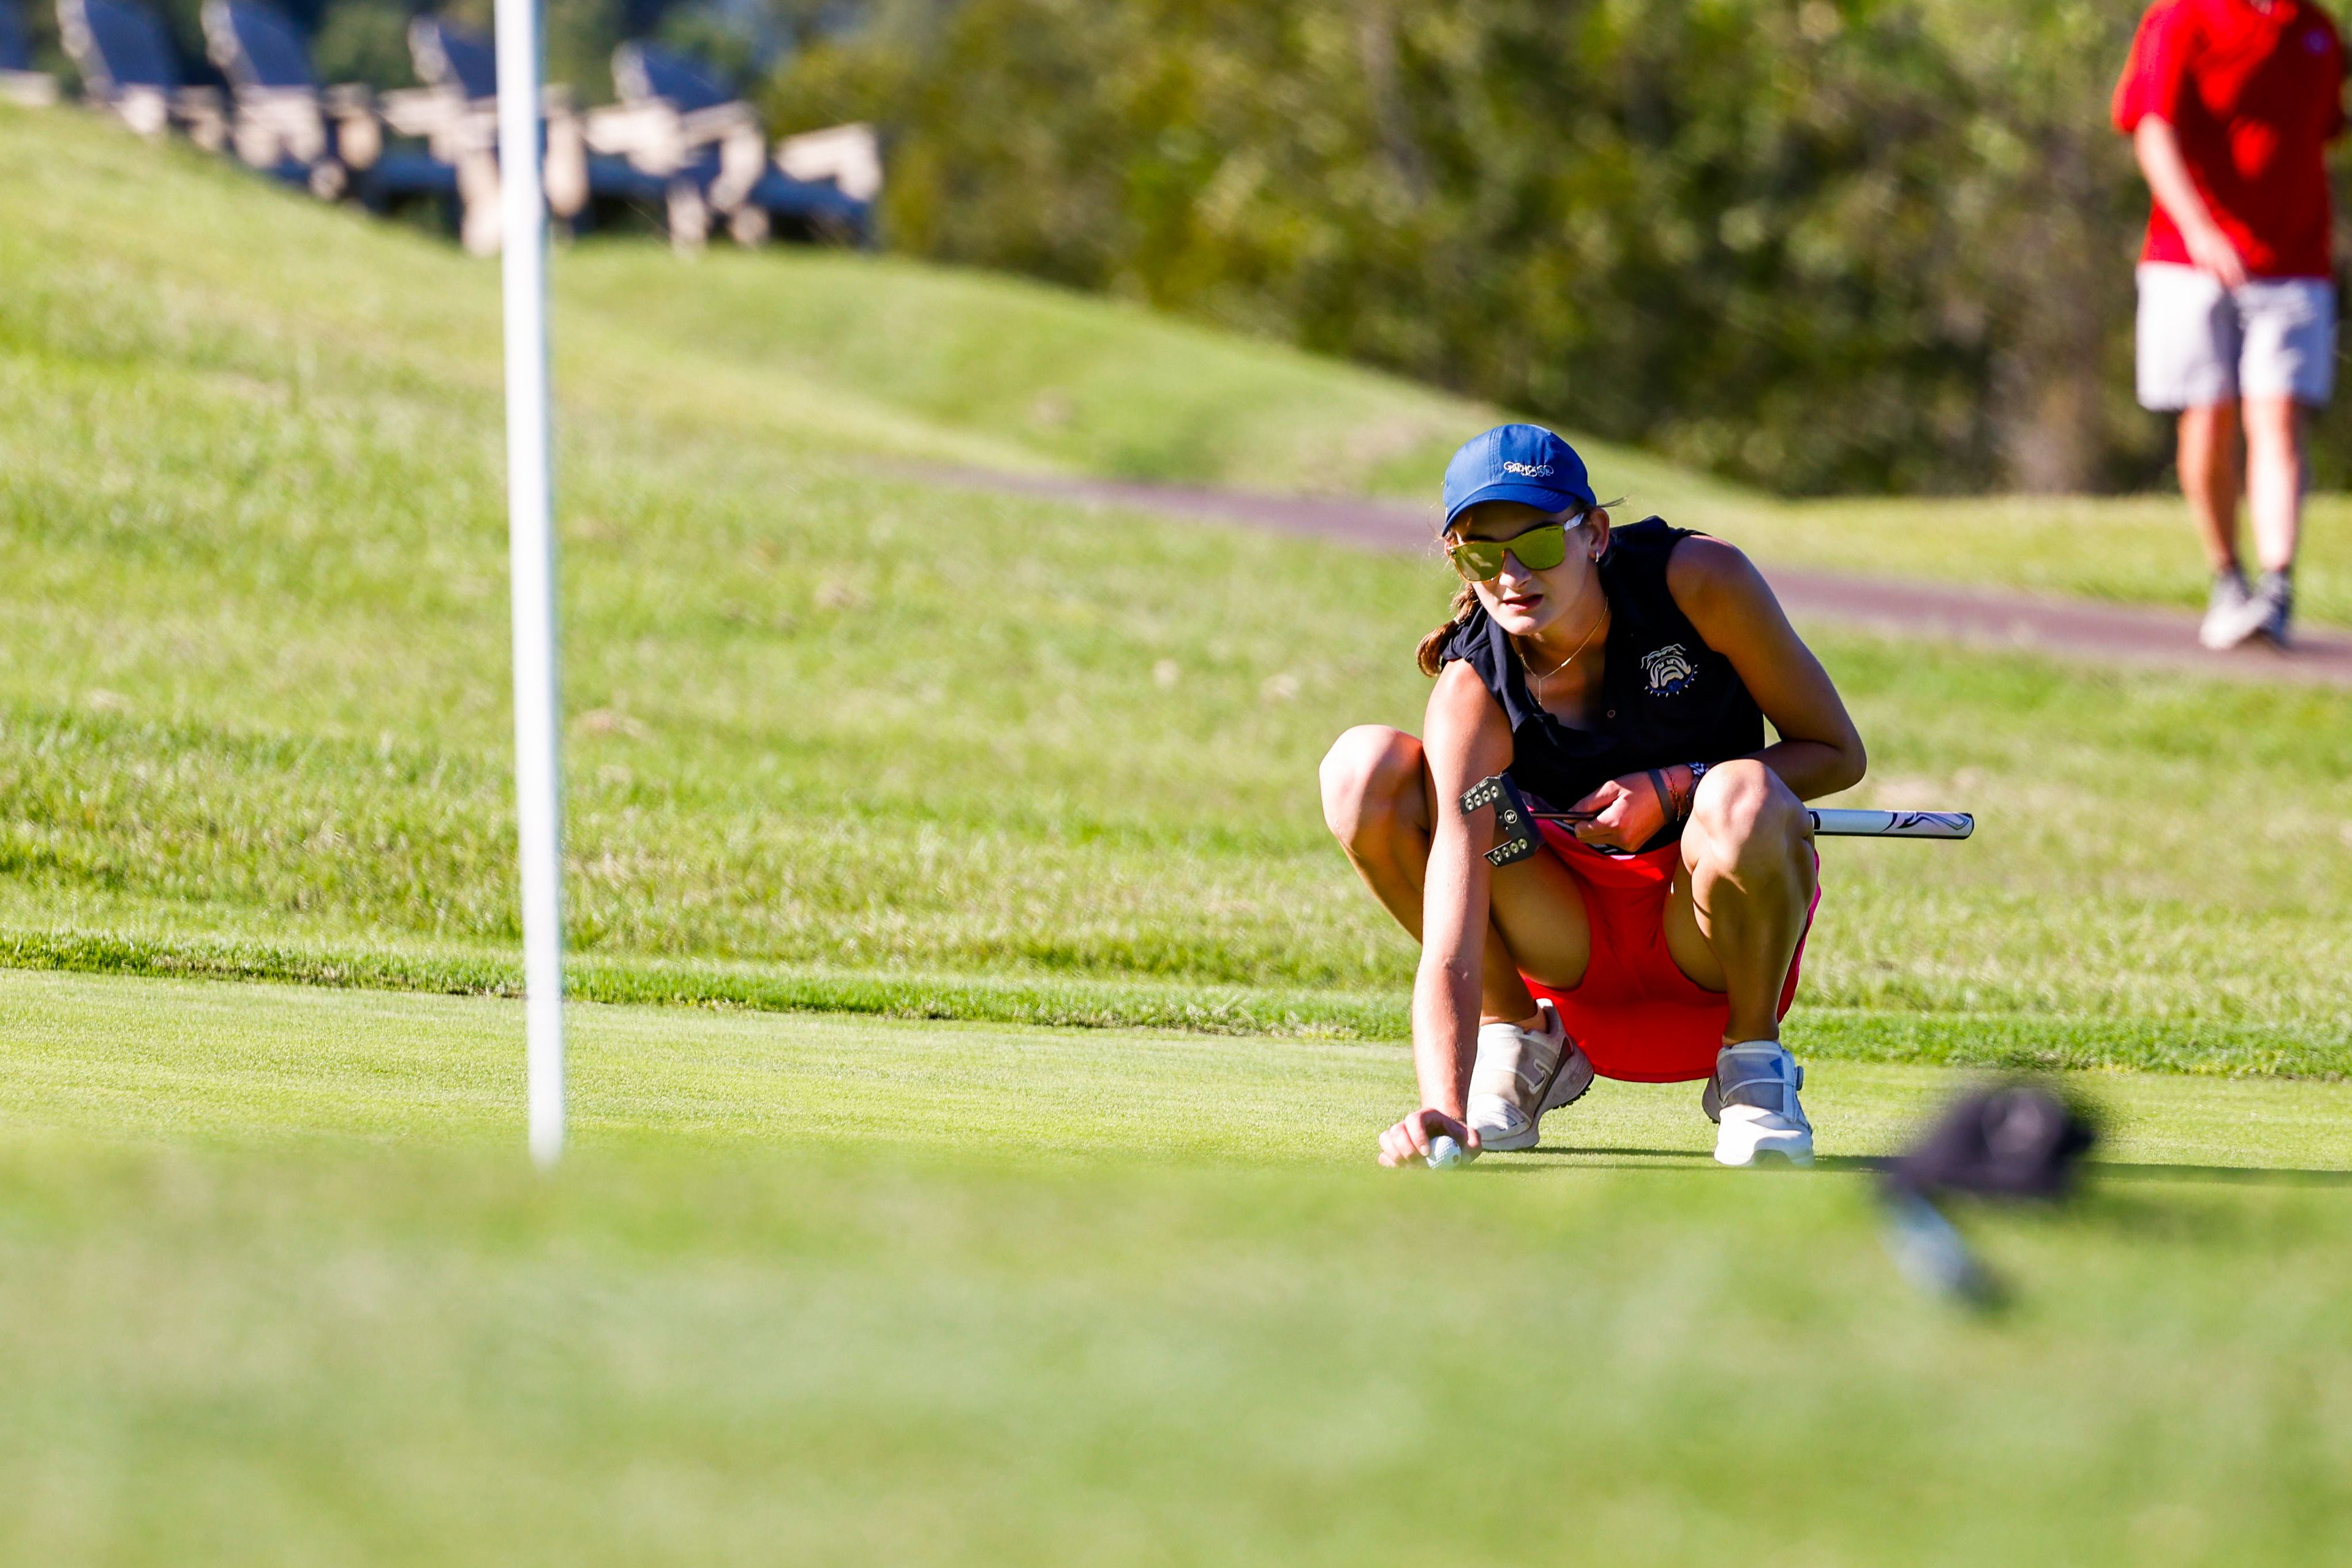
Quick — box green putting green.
[7,968,2350,1168]
[2,968,2349,1565]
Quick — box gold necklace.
[1517,592,1607,684]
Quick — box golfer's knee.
[1687,760,1805,873]
[2242,397,2303,454]
[1319,725,1421,845]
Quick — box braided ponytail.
[1415,583,1478,677]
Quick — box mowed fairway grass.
[3,110,2351,1069]
[6,966,2352,1564]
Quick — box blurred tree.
[311,0,420,85]
[766,0,2352,496]
[1909,0,2154,491]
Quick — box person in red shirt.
[2113,0,2345,649]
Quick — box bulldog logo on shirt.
[1641,643,1698,696]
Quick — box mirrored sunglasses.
[1443,519,1574,582]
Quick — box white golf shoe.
[1702,1040,1814,1167]
[2199,568,2294,650]
[1466,999,1593,1152]
[2199,570,2255,650]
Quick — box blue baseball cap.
[1440,424,1596,531]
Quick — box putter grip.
[1807,809,1973,839]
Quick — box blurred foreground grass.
[2,109,2351,1071]
[3,968,2351,1566]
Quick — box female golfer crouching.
[1321,426,1866,1167]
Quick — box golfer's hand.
[2186,223,2248,290]
[1379,1108,1479,1167]
[1567,772,1670,852]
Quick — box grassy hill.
[13,103,2345,609]
[1,104,1509,493]
[4,105,2352,1070]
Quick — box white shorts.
[2136,263,2337,410]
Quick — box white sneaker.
[1703,1041,1814,1167]
[2199,570,2265,651]
[1466,999,1593,1152]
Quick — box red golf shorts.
[1519,823,1819,1084]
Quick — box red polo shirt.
[2112,0,2345,279]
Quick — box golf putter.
[1458,773,1577,867]
[1460,773,1972,866]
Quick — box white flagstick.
[494,0,565,1167]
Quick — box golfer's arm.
[2133,118,2224,246]
[1669,539,1865,800]
[1412,667,1514,1117]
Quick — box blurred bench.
[202,0,459,221]
[587,42,872,248]
[402,17,672,254]
[56,0,225,146]
[383,17,516,254]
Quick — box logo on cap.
[1500,461,1555,477]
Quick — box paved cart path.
[924,467,2352,687]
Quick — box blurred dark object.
[1880,1188,2002,1310]
[2,0,61,103]
[58,0,225,144]
[1876,1080,2099,1310]
[1887,1081,2099,1201]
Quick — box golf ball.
[1426,1134,1466,1169]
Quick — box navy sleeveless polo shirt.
[1439,518,1764,845]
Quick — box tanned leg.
[1319,725,1591,1023]
[2241,394,2305,576]
[1658,760,1815,1044]
[2178,401,2244,577]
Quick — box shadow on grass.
[1466,1152,2352,1185]
[1470,1148,1883,1173]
